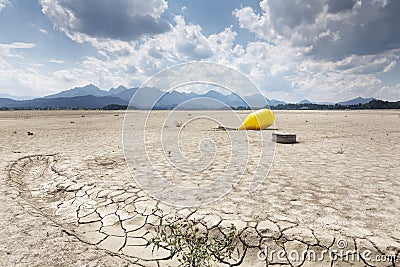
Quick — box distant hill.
[338,97,375,106]
[0,95,128,109]
[242,94,268,107]
[156,90,198,107]
[108,85,128,95]
[112,87,138,102]
[39,85,288,109]
[43,84,140,103]
[1,84,396,110]
[267,99,286,106]
[130,87,164,109]
[44,84,108,98]
[0,98,18,107]
[272,99,400,110]
[299,99,312,104]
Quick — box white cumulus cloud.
[0,42,36,58]
[0,0,9,12]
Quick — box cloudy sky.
[0,0,400,102]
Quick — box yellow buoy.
[238,109,275,130]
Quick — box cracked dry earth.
[0,110,399,266]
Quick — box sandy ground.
[0,110,399,266]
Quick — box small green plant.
[149,214,237,267]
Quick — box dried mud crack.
[1,110,399,266]
[6,154,399,266]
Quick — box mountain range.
[0,84,380,110]
[337,97,375,106]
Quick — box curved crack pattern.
[7,154,400,266]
